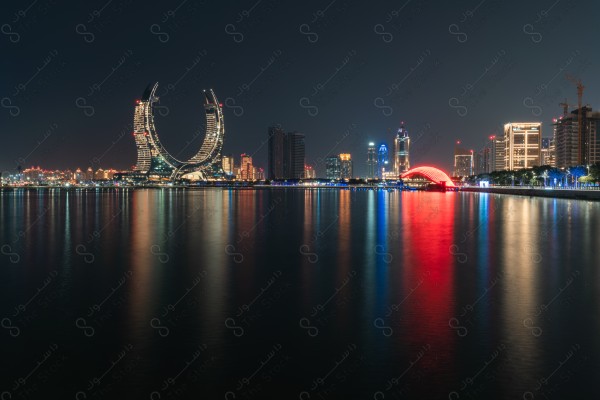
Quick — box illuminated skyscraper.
[504,122,541,170]
[325,156,341,179]
[394,122,410,175]
[378,143,389,178]
[366,143,377,179]
[540,137,556,167]
[222,155,235,176]
[454,142,473,177]
[490,135,505,172]
[454,154,473,177]
[339,153,353,179]
[132,83,225,180]
[240,153,253,180]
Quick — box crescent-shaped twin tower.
[132,83,225,181]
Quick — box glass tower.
[394,122,410,175]
[378,143,389,178]
[366,143,377,179]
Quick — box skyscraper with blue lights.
[378,143,389,178]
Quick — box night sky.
[1,0,599,175]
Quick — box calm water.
[1,188,599,399]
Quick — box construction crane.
[558,99,570,117]
[565,74,585,164]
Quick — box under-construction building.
[554,106,600,168]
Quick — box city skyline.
[2,113,595,182]
[2,2,599,176]
[5,91,595,179]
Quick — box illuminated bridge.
[132,82,225,181]
[401,166,456,189]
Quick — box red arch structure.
[401,166,456,188]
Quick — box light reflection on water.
[0,188,598,398]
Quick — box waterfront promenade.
[461,186,600,200]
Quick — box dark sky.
[1,0,599,176]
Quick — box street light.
[542,170,549,187]
[586,165,591,188]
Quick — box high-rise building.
[267,125,286,180]
[503,122,541,170]
[366,143,377,179]
[378,143,390,178]
[548,136,556,167]
[490,135,505,172]
[474,145,491,175]
[588,110,600,165]
[394,122,410,175]
[325,156,341,180]
[554,107,600,168]
[540,137,556,167]
[454,144,473,177]
[474,151,483,175]
[285,132,305,179]
[240,153,253,180]
[483,145,492,174]
[132,84,225,180]
[553,114,577,169]
[86,167,94,181]
[339,153,353,179]
[268,127,306,179]
[222,155,235,176]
